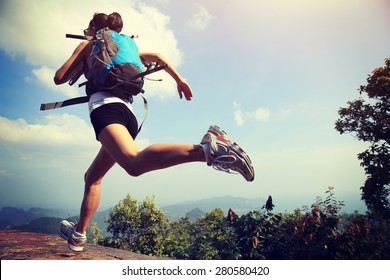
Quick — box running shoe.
[58,220,87,252]
[201,125,255,181]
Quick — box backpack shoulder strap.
[137,95,148,135]
[40,96,89,111]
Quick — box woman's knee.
[115,153,144,177]
[123,162,143,177]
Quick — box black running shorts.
[90,103,139,141]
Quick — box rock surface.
[0,230,171,260]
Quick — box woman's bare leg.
[98,124,206,177]
[76,146,115,234]
[75,124,205,234]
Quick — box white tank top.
[88,92,135,115]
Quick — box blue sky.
[0,0,389,213]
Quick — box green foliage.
[95,190,389,259]
[232,209,283,260]
[104,194,169,256]
[335,58,390,221]
[137,196,168,256]
[189,208,240,260]
[279,187,344,259]
[88,222,104,245]
[273,187,388,260]
[164,216,195,259]
[105,194,140,250]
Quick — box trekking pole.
[65,34,94,41]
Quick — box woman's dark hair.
[91,13,108,30]
[108,12,123,32]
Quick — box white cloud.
[234,108,245,126]
[233,102,270,126]
[0,114,94,147]
[31,66,81,98]
[250,108,270,122]
[188,5,213,31]
[0,114,151,151]
[142,72,177,99]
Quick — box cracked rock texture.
[0,230,171,260]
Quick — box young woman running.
[55,12,254,252]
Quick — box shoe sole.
[68,243,84,252]
[206,126,255,181]
[229,147,255,181]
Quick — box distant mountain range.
[0,196,266,235]
[161,195,266,220]
[0,207,66,228]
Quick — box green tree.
[136,196,169,256]
[105,194,140,250]
[89,222,104,245]
[164,216,195,259]
[335,58,390,221]
[105,194,169,256]
[282,187,344,259]
[233,208,283,260]
[190,208,240,260]
[95,191,389,259]
[278,187,390,259]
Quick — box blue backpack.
[40,28,166,111]
[83,27,145,98]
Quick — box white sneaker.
[58,220,87,252]
[201,125,255,182]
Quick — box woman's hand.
[177,80,193,101]
[139,52,194,101]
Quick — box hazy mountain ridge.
[161,195,266,219]
[0,207,66,228]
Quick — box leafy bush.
[92,189,389,259]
